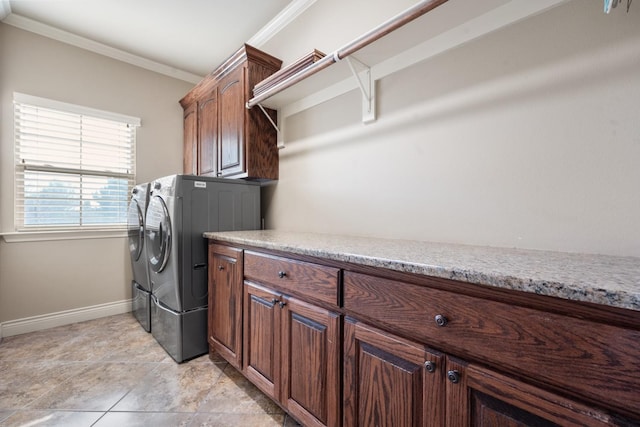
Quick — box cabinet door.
[208,244,243,369]
[218,69,245,178]
[344,318,444,427]
[198,90,218,176]
[281,296,341,427]
[445,358,615,427]
[183,103,197,175]
[243,281,281,400]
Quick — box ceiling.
[0,0,309,82]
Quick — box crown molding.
[0,0,11,20]
[248,0,316,47]
[2,13,203,84]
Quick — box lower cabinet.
[344,318,618,427]
[208,241,640,426]
[208,244,243,369]
[243,281,341,427]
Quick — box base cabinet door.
[243,281,341,427]
[281,297,341,427]
[243,282,281,400]
[208,244,243,369]
[445,359,617,427]
[344,318,445,427]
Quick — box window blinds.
[13,93,140,231]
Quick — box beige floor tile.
[0,411,14,423]
[93,411,194,427]
[28,362,155,411]
[111,360,226,412]
[0,361,92,410]
[188,412,285,427]
[197,365,282,415]
[0,409,103,427]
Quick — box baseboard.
[0,299,133,339]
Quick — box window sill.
[1,229,128,243]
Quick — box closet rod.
[246,0,449,109]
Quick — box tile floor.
[0,313,300,426]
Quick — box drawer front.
[344,271,640,416]
[245,251,339,306]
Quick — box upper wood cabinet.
[180,45,282,180]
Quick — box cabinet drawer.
[344,271,640,416]
[245,251,339,306]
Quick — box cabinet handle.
[434,314,448,327]
[279,301,287,308]
[218,265,224,271]
[278,271,287,278]
[424,361,436,373]
[447,370,461,384]
[271,298,278,304]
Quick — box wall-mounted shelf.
[248,0,569,141]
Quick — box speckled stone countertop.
[203,230,640,312]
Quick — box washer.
[145,174,260,363]
[128,182,151,332]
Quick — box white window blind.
[13,93,140,231]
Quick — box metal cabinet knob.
[434,314,448,327]
[278,271,287,278]
[447,370,460,384]
[424,361,436,373]
[271,298,278,304]
[279,301,287,308]
[218,265,224,271]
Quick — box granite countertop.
[204,230,640,312]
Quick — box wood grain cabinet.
[207,241,640,426]
[180,45,282,180]
[242,251,342,427]
[207,243,243,369]
[343,271,640,426]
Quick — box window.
[13,93,140,232]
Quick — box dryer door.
[127,198,145,261]
[146,195,172,273]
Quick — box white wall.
[0,23,193,324]
[261,0,640,257]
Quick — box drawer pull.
[218,265,224,271]
[279,301,287,308]
[434,314,448,327]
[447,370,460,384]
[278,271,287,278]
[424,361,436,373]
[271,298,279,304]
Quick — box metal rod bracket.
[346,56,376,123]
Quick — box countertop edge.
[204,231,640,312]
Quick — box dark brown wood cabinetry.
[207,240,640,426]
[207,243,243,369]
[180,45,281,180]
[243,251,342,427]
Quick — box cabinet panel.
[243,282,281,399]
[198,92,218,176]
[208,244,243,369]
[446,359,616,427]
[281,297,341,427]
[245,251,339,306]
[218,71,244,177]
[183,103,197,175]
[344,271,640,415]
[344,318,444,427]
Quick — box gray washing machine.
[128,182,151,332]
[145,174,260,363]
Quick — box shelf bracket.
[256,103,285,149]
[345,56,376,123]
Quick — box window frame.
[12,92,141,235]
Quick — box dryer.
[128,182,151,332]
[145,174,260,362]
